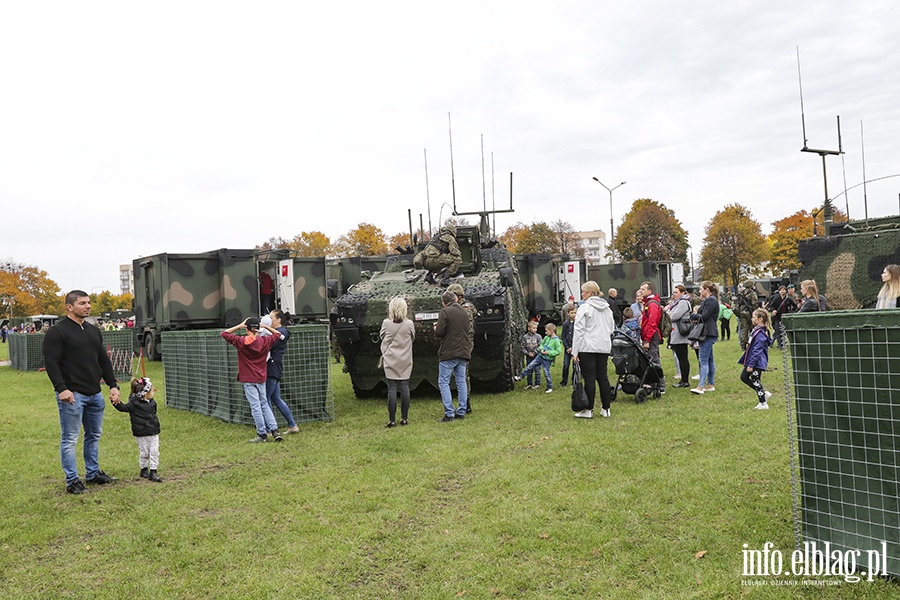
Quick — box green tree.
[615,199,689,266]
[332,223,389,257]
[90,291,134,315]
[699,204,768,289]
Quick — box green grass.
[0,339,895,599]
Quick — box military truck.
[330,225,526,396]
[584,261,685,310]
[133,248,328,360]
[798,214,900,309]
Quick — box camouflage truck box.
[587,261,684,310]
[331,226,526,397]
[134,248,328,360]
[798,215,900,310]
[516,253,572,330]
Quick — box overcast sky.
[3,1,899,292]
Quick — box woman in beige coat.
[380,297,416,427]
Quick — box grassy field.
[0,337,895,599]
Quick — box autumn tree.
[90,291,134,315]
[256,231,332,257]
[332,223,389,257]
[768,207,848,274]
[615,199,689,266]
[699,204,768,289]
[550,220,584,257]
[499,222,529,253]
[0,260,63,317]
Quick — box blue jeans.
[698,337,716,387]
[522,354,541,386]
[522,354,552,389]
[58,391,105,485]
[244,382,278,436]
[561,351,572,384]
[438,358,468,417]
[266,377,296,428]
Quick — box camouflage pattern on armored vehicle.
[798,215,900,309]
[587,261,685,309]
[134,248,328,360]
[330,225,526,397]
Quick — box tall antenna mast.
[424,148,433,238]
[861,120,869,223]
[491,152,496,238]
[796,47,843,235]
[448,113,457,216]
[481,134,487,214]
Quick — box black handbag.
[571,362,590,411]
[687,320,706,342]
[676,318,693,336]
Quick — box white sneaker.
[574,409,593,418]
[755,402,770,410]
[545,388,554,394]
[513,376,522,382]
[600,408,610,418]
[764,391,773,402]
[691,374,700,380]
[690,387,705,395]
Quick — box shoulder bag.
[687,319,706,342]
[571,362,590,412]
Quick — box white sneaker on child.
[764,391,773,402]
[755,402,770,410]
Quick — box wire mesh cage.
[162,324,333,427]
[10,329,134,381]
[782,310,899,577]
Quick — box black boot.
[148,470,162,483]
[140,467,150,479]
[424,271,437,284]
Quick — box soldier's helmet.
[446,283,465,297]
[441,224,457,237]
[742,280,754,289]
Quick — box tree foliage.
[550,220,584,257]
[499,221,563,254]
[768,207,848,274]
[332,223,389,257]
[256,231,332,257]
[699,204,768,289]
[615,199,689,265]
[89,291,134,315]
[0,260,63,317]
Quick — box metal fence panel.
[783,310,899,577]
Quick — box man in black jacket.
[434,290,471,421]
[43,290,120,495]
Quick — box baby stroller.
[610,331,665,403]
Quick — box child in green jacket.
[514,323,563,393]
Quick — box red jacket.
[640,294,663,343]
[221,331,283,383]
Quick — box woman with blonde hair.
[380,297,416,427]
[876,264,900,309]
[571,281,615,418]
[799,279,828,312]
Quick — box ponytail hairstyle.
[752,308,770,328]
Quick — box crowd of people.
[38,265,900,494]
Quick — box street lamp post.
[592,178,626,263]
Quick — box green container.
[11,330,134,382]
[783,310,899,577]
[162,324,333,427]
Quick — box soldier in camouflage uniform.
[447,283,475,414]
[414,225,462,286]
[734,280,758,351]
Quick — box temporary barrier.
[9,330,134,382]
[783,310,898,577]
[162,324,333,427]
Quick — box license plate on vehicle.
[415,312,439,321]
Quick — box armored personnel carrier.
[330,225,526,397]
[798,214,900,309]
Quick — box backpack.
[648,299,672,341]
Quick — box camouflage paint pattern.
[798,216,900,309]
[331,226,526,396]
[515,254,569,332]
[588,261,674,310]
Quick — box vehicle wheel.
[635,388,648,404]
[145,332,161,362]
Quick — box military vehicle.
[330,225,526,396]
[133,248,328,360]
[798,214,900,309]
[585,261,685,309]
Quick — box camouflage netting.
[10,330,134,382]
[782,310,899,577]
[162,324,333,427]
[798,222,900,310]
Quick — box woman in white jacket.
[572,281,615,418]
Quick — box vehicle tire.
[145,332,161,362]
[634,387,648,404]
